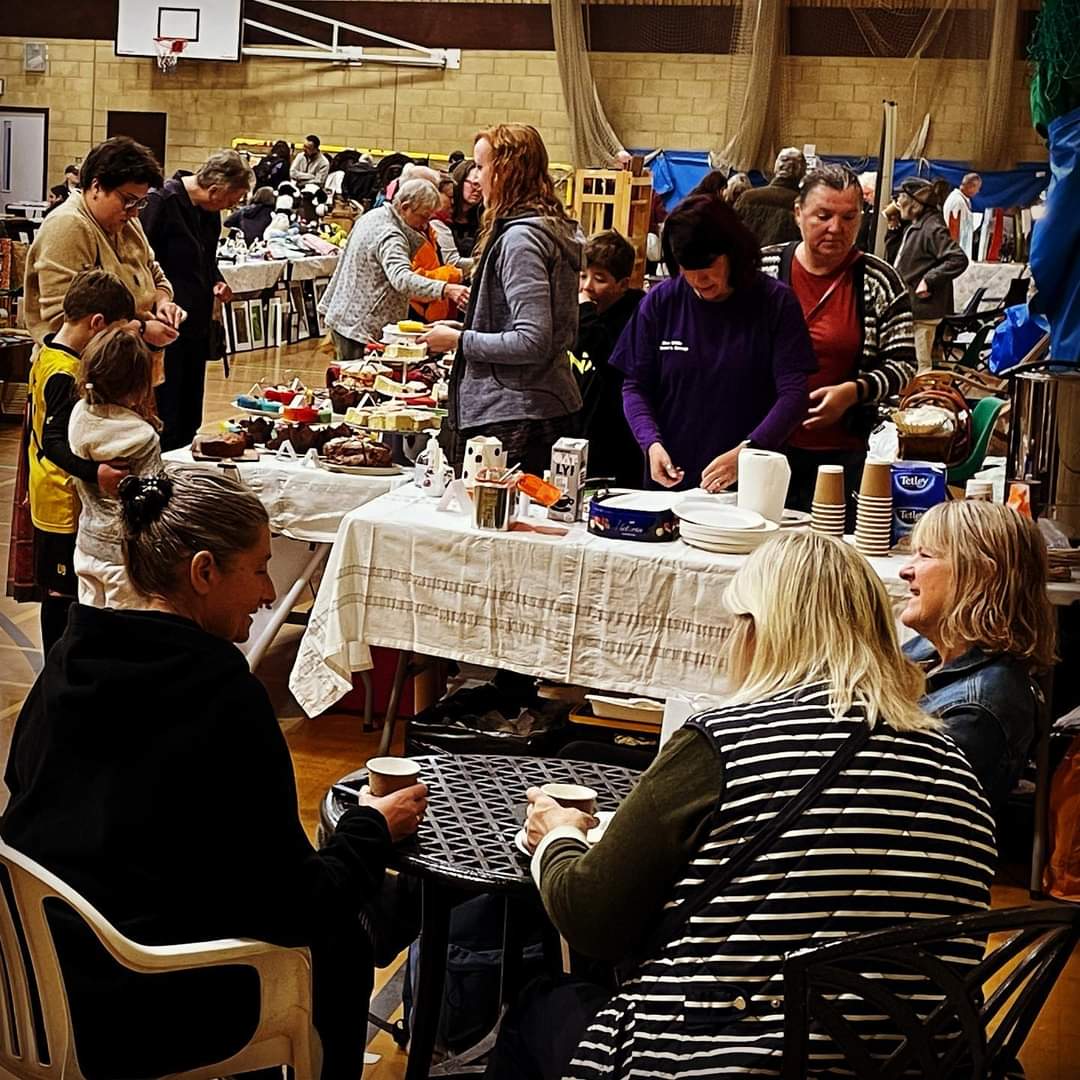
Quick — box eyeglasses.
[116,191,150,212]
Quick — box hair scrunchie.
[118,473,173,533]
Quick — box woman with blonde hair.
[422,123,583,475]
[489,530,996,1080]
[901,500,1056,810]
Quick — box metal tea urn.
[1008,371,1080,530]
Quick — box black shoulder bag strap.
[618,721,872,981]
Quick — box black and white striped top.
[761,243,916,407]
[565,682,996,1080]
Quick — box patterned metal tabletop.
[322,754,639,893]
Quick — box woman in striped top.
[489,531,995,1080]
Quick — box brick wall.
[0,35,1044,192]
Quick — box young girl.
[69,324,162,607]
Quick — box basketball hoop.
[153,37,189,74]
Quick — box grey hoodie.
[454,213,584,428]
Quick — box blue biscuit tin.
[588,491,679,542]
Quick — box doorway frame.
[0,105,49,202]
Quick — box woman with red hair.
[422,124,583,475]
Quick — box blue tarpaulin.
[643,149,1051,212]
[1029,105,1080,364]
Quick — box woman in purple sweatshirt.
[612,195,816,492]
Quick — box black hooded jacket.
[3,605,390,1077]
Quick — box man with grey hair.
[943,172,982,259]
[734,146,807,247]
[320,177,469,356]
[141,149,254,449]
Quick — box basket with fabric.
[892,372,973,467]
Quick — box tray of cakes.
[316,435,402,475]
[343,403,444,433]
[233,380,332,423]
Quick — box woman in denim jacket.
[900,501,1057,811]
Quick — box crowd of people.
[4,123,1055,1080]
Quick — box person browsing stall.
[141,150,252,450]
[488,531,995,1080]
[23,136,183,350]
[27,270,137,654]
[761,165,915,525]
[900,500,1056,812]
[574,229,644,486]
[422,124,584,476]
[612,195,816,492]
[320,178,469,361]
[894,177,969,370]
[734,146,806,247]
[2,469,427,1080]
[290,134,330,187]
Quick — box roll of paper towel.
[737,449,791,524]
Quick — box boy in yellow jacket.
[28,269,137,654]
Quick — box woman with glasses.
[760,165,916,528]
[24,136,184,351]
[448,157,484,257]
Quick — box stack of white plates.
[674,499,780,553]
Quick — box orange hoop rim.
[153,36,190,72]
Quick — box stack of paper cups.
[811,465,846,538]
[855,460,893,557]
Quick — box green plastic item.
[948,396,1007,486]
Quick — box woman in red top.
[761,165,916,529]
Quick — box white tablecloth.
[218,253,339,295]
[953,261,1029,312]
[163,448,411,543]
[288,487,926,717]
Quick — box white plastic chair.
[0,841,322,1079]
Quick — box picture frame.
[248,298,265,350]
[290,283,309,340]
[312,277,330,336]
[24,43,48,74]
[230,301,252,352]
[267,297,284,348]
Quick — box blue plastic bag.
[989,303,1051,374]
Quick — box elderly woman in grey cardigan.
[319,178,469,359]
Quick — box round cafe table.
[321,753,639,1079]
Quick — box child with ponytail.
[68,324,162,606]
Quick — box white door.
[0,110,48,208]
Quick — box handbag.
[618,720,871,980]
[6,401,42,603]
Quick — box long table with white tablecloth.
[288,486,1080,719]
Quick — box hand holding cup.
[524,784,599,853]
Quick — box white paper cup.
[367,756,422,796]
[540,782,598,813]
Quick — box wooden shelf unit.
[570,168,654,289]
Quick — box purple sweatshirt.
[611,272,816,489]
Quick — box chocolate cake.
[330,382,361,414]
[320,436,394,468]
[193,432,247,459]
[238,416,275,444]
[266,423,318,453]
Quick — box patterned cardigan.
[761,243,916,432]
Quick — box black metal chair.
[781,905,1080,1080]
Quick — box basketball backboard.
[115,0,244,63]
